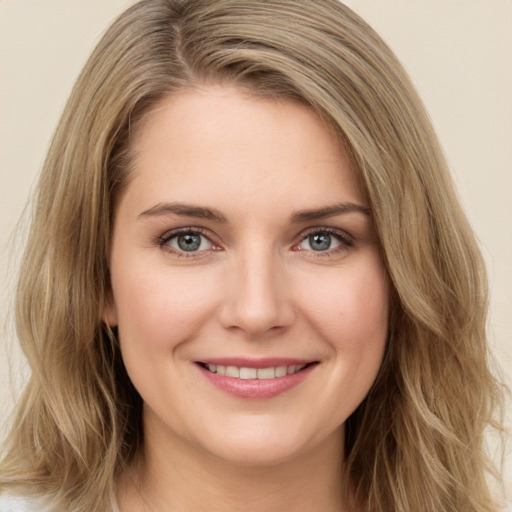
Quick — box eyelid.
[298,226,353,243]
[292,226,354,255]
[155,225,354,258]
[156,226,222,256]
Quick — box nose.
[218,247,296,337]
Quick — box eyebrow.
[290,202,370,223]
[138,202,228,222]
[138,201,370,223]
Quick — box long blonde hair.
[0,1,504,510]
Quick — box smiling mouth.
[196,362,318,380]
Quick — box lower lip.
[197,364,316,399]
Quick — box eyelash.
[156,226,354,258]
[293,227,354,257]
[156,227,218,258]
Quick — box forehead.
[121,86,364,218]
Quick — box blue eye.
[295,229,353,256]
[308,233,334,251]
[299,231,343,252]
[165,231,213,253]
[176,233,202,251]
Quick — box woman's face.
[106,85,389,466]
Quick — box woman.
[0,0,505,510]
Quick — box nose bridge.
[220,241,294,335]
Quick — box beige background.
[1,0,511,501]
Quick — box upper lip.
[195,357,317,369]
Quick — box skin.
[106,85,389,511]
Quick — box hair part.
[0,1,505,510]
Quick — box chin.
[206,441,308,468]
[193,419,342,468]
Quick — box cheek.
[305,261,389,418]
[297,257,389,355]
[111,262,221,352]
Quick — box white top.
[0,495,50,512]
[0,495,119,512]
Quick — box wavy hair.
[0,1,504,510]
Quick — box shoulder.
[0,494,51,512]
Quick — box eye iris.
[309,233,331,251]
[177,233,201,251]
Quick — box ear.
[102,289,118,327]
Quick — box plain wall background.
[1,0,511,500]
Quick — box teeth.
[239,367,257,379]
[287,365,300,375]
[225,366,239,378]
[275,366,287,377]
[203,363,307,379]
[257,367,275,379]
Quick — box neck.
[117,413,352,512]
